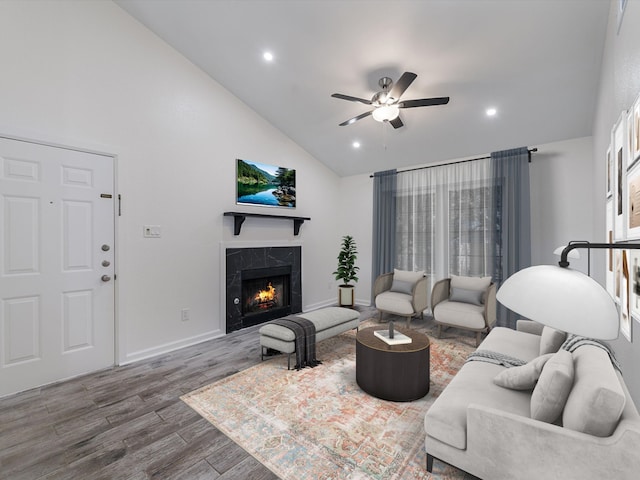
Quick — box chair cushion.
[493,353,554,390]
[530,349,574,423]
[450,274,491,292]
[562,345,626,437]
[433,300,485,329]
[375,291,415,315]
[539,326,566,355]
[449,287,484,306]
[390,269,424,294]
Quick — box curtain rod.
[369,147,538,178]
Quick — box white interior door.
[0,137,115,397]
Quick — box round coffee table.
[355,326,430,402]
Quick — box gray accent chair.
[431,277,497,346]
[373,270,429,328]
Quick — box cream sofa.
[424,321,640,479]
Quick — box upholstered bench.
[259,306,360,369]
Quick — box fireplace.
[226,246,302,333]
[241,265,291,324]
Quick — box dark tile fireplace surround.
[225,246,302,333]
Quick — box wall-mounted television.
[236,159,296,209]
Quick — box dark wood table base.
[355,326,430,402]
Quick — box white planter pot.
[338,285,355,307]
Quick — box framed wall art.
[630,249,640,322]
[627,164,640,239]
[606,198,614,297]
[613,112,627,240]
[236,159,296,209]
[621,250,632,341]
[633,93,640,163]
[607,145,613,198]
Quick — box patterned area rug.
[181,324,474,479]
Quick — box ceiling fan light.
[372,105,400,122]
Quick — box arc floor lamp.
[497,241,640,340]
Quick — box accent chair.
[373,269,429,328]
[431,275,496,346]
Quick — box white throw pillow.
[530,349,574,423]
[450,275,491,291]
[493,354,554,390]
[390,269,424,295]
[539,326,567,355]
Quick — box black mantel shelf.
[224,212,311,236]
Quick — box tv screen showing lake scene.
[236,159,296,208]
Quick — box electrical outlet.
[181,308,190,322]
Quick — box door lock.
[102,260,111,267]
[101,244,110,251]
[101,275,111,282]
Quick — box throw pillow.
[562,345,626,437]
[539,326,567,355]
[530,349,574,423]
[493,353,554,390]
[390,269,424,295]
[450,274,491,292]
[449,287,484,306]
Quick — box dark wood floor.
[0,323,279,480]
[0,309,478,480]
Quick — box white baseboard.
[120,329,225,365]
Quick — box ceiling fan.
[331,72,449,129]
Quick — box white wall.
[529,136,594,274]
[0,0,342,364]
[592,0,640,404]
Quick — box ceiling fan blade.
[331,93,372,105]
[388,72,417,101]
[398,97,450,108]
[389,115,404,129]
[339,110,373,126]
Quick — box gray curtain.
[372,169,397,291]
[491,147,532,328]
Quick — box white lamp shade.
[496,265,619,340]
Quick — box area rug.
[181,326,474,479]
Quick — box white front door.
[0,137,115,397]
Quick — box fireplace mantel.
[224,211,311,236]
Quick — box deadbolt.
[102,260,111,267]
[101,244,110,251]
[101,275,111,282]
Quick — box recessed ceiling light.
[486,107,497,117]
[352,141,361,149]
[263,51,274,62]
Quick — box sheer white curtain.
[394,158,498,295]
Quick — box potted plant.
[333,235,359,307]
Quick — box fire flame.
[254,282,276,303]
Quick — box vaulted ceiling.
[116,0,609,177]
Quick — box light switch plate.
[143,225,162,238]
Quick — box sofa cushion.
[530,349,574,423]
[539,326,566,355]
[493,353,553,390]
[425,360,531,450]
[375,291,415,315]
[478,327,541,363]
[433,300,485,329]
[390,269,424,294]
[562,345,626,437]
[450,287,484,306]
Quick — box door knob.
[101,275,111,282]
[102,260,111,267]
[101,244,110,251]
